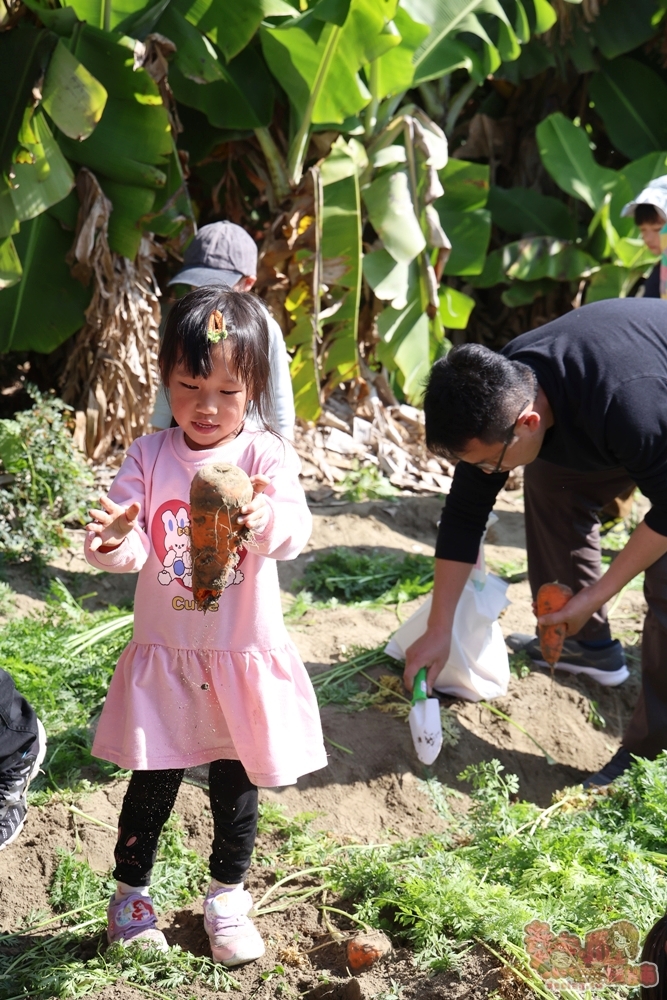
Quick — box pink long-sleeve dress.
[85,427,327,787]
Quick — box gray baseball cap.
[168,221,259,288]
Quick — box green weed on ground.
[0,581,133,800]
[287,547,434,617]
[0,389,94,563]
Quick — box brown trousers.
[524,459,667,758]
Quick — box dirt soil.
[0,490,645,998]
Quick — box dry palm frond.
[61,168,164,460]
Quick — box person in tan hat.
[152,222,295,438]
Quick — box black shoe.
[583,747,633,789]
[0,718,46,850]
[508,634,629,687]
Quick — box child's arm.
[84,445,151,573]
[241,440,312,560]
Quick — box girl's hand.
[86,496,141,552]
[238,475,271,534]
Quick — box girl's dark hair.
[635,204,662,226]
[159,286,273,429]
[423,344,537,459]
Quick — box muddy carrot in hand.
[190,462,254,611]
[536,581,573,677]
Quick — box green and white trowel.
[408,667,443,766]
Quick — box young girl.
[85,288,327,965]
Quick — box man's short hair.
[635,204,663,226]
[423,344,537,459]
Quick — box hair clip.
[207,309,228,344]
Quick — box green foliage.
[297,546,433,604]
[0,580,132,797]
[337,463,399,502]
[0,389,93,562]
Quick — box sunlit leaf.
[0,237,22,291]
[175,0,296,61]
[439,285,474,328]
[10,110,74,222]
[42,39,108,140]
[536,112,618,211]
[363,168,426,264]
[320,139,362,381]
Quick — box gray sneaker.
[507,634,629,687]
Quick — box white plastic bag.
[385,518,510,701]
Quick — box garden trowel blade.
[408,696,443,766]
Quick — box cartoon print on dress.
[150,499,247,594]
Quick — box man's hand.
[86,496,141,551]
[404,626,451,694]
[238,475,271,534]
[538,520,667,637]
[537,587,598,637]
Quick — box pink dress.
[85,427,327,787]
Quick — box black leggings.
[113,759,258,887]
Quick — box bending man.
[406,298,667,787]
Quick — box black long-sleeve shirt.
[436,298,667,562]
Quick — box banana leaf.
[320,138,362,380]
[585,263,628,303]
[503,237,598,282]
[0,238,22,291]
[590,59,667,161]
[403,0,521,84]
[587,0,657,60]
[536,112,618,212]
[438,158,489,211]
[372,6,430,97]
[439,285,474,328]
[174,0,295,61]
[0,23,56,176]
[0,213,91,352]
[100,178,156,260]
[439,207,491,275]
[261,0,401,127]
[363,168,426,264]
[285,280,320,422]
[169,43,274,129]
[363,249,410,308]
[42,38,108,140]
[487,185,576,239]
[10,110,75,223]
[500,277,556,307]
[155,4,225,83]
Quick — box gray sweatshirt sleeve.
[264,310,295,440]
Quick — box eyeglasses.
[476,401,529,475]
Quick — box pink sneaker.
[107,892,168,952]
[203,884,265,967]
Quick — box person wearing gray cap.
[152,222,295,439]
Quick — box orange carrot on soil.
[190,462,254,611]
[536,581,573,673]
[346,931,392,971]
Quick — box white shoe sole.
[533,660,630,687]
[0,718,47,851]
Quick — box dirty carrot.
[536,581,573,677]
[189,462,253,611]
